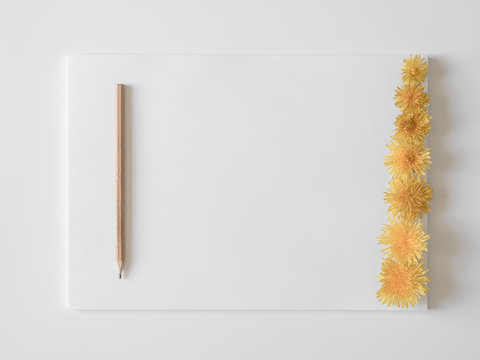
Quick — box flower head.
[385,141,431,177]
[378,217,428,263]
[384,175,433,220]
[401,55,428,84]
[394,83,429,111]
[394,109,431,143]
[377,259,429,308]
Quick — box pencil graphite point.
[117,261,123,280]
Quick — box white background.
[0,0,478,358]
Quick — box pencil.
[116,84,124,279]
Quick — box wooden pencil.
[116,84,124,279]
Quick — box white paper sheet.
[68,54,428,310]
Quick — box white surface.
[69,54,424,309]
[1,0,480,358]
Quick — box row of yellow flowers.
[377,55,433,308]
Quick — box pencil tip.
[117,262,123,279]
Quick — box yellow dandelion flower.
[401,54,428,84]
[384,175,433,220]
[394,109,431,143]
[385,141,431,177]
[377,259,429,308]
[394,83,429,111]
[378,217,428,264]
